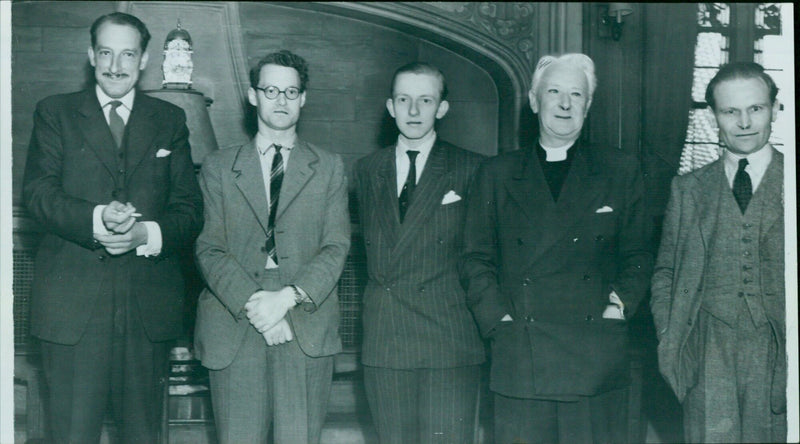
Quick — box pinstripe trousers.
[364,364,481,444]
[208,270,334,444]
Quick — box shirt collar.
[255,132,295,155]
[538,138,576,162]
[96,85,135,112]
[396,131,436,158]
[724,144,773,174]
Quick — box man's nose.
[409,100,420,116]
[558,93,571,110]
[738,112,751,129]
[109,55,121,73]
[276,91,288,105]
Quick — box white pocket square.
[156,149,172,158]
[595,205,613,213]
[441,190,462,205]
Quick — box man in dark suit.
[22,12,203,444]
[354,62,485,443]
[460,53,653,443]
[193,50,350,444]
[651,62,786,442]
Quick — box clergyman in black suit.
[460,53,653,443]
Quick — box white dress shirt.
[723,144,773,193]
[395,130,437,197]
[92,86,163,257]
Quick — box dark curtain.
[641,3,697,233]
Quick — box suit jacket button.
[585,314,593,321]
[525,315,534,322]
[437,238,444,244]
[253,271,259,277]
[523,277,532,286]
[687,319,693,326]
[583,274,591,280]
[418,286,425,293]
[595,235,604,241]
[98,255,105,261]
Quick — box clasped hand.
[94,201,147,255]
[244,287,296,334]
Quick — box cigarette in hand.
[130,213,142,218]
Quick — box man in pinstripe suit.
[354,63,485,443]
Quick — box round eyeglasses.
[254,85,302,100]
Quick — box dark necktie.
[398,150,419,223]
[265,145,284,265]
[732,158,752,213]
[108,100,125,148]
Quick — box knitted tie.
[265,145,284,265]
[732,158,752,213]
[108,100,125,148]
[398,150,419,223]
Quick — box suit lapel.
[275,139,317,221]
[124,93,159,184]
[757,149,783,238]
[504,148,554,224]
[373,147,400,247]
[693,161,725,249]
[76,90,118,180]
[392,142,450,256]
[529,146,606,264]
[232,142,270,234]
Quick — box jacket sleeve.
[290,154,351,307]
[151,107,204,257]
[609,160,655,316]
[459,160,512,337]
[195,153,263,317]
[650,176,682,341]
[23,99,98,249]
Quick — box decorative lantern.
[162,20,194,89]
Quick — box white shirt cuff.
[93,205,110,235]
[136,221,162,257]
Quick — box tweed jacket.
[459,142,653,398]
[355,140,485,369]
[650,149,785,405]
[194,139,350,370]
[23,88,204,344]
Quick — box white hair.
[530,53,597,100]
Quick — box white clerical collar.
[396,131,437,158]
[96,85,135,112]
[538,139,576,162]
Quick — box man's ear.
[88,46,97,67]
[247,87,258,107]
[528,88,539,114]
[435,100,450,119]
[299,91,306,108]
[386,98,396,118]
[139,51,149,70]
[771,99,780,122]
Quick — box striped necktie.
[265,145,284,265]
